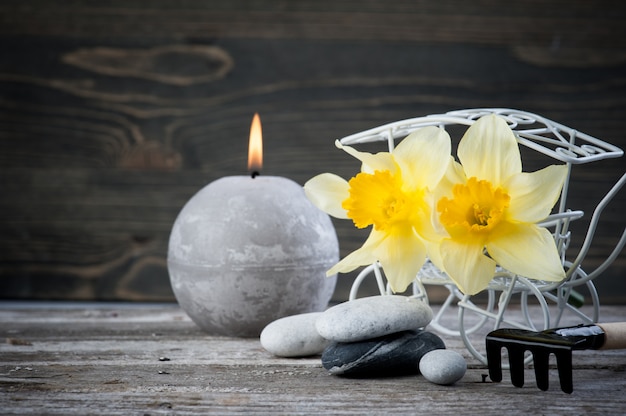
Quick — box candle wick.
[251,171,260,179]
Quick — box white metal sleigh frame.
[341,108,626,364]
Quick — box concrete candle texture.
[167,176,339,337]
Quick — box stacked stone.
[260,295,466,385]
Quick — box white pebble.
[419,349,466,385]
[315,295,433,343]
[260,312,328,357]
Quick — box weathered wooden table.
[1,302,625,415]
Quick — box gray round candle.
[167,175,339,337]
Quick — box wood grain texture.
[1,303,626,415]
[0,1,625,301]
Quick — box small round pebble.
[419,349,466,385]
[316,295,433,343]
[260,312,328,357]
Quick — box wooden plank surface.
[0,1,625,302]
[1,302,625,415]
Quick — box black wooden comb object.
[486,322,626,393]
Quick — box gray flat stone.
[260,312,328,357]
[315,295,433,342]
[419,349,467,385]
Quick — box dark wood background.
[1,0,624,303]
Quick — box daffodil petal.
[393,126,452,190]
[425,241,445,273]
[435,157,466,200]
[505,165,568,223]
[372,230,427,293]
[326,228,384,275]
[335,140,396,174]
[458,114,522,185]
[440,239,497,295]
[304,173,350,219]
[412,194,444,243]
[487,223,565,283]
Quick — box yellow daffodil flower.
[432,114,568,295]
[304,127,452,293]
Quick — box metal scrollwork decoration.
[342,108,626,364]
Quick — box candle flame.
[248,113,263,174]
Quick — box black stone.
[321,330,446,377]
